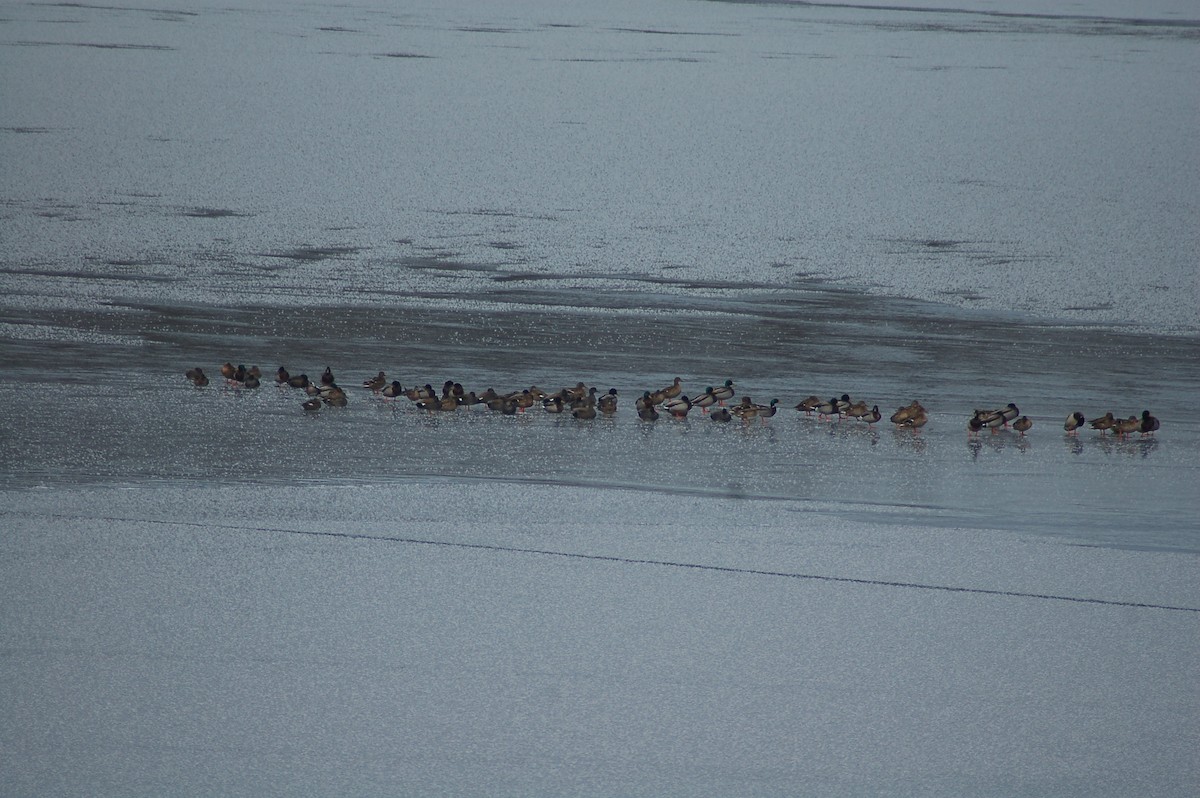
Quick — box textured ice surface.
[2,0,1198,795]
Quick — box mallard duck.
[1114,415,1140,437]
[844,400,870,420]
[664,395,692,418]
[572,403,597,420]
[542,394,566,413]
[755,398,780,419]
[320,367,335,387]
[233,364,247,383]
[1000,403,1020,426]
[571,386,598,410]
[247,366,262,379]
[1064,411,1085,435]
[322,387,347,407]
[691,389,718,413]
[661,377,683,401]
[407,384,435,401]
[710,379,735,404]
[901,410,928,430]
[220,362,236,380]
[363,371,386,391]
[635,391,655,411]
[598,388,618,414]
[731,398,758,421]
[1090,412,1115,434]
[185,367,208,387]
[243,373,261,389]
[968,414,985,436]
[287,373,309,389]
[382,381,404,398]
[795,395,822,414]
[710,407,732,422]
[304,380,322,397]
[816,397,839,419]
[275,367,290,385]
[637,404,660,421]
[1140,410,1160,435]
[835,394,852,415]
[512,390,536,411]
[890,401,923,425]
[860,405,881,425]
[301,397,321,413]
[1013,416,1033,435]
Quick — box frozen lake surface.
[2,0,1198,795]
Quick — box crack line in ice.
[50,514,1200,614]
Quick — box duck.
[1089,412,1115,434]
[968,414,985,436]
[900,410,928,430]
[572,403,597,420]
[185,367,208,387]
[275,367,290,385]
[220,362,236,381]
[860,405,882,425]
[247,366,262,379]
[1140,410,1160,436]
[304,380,322,397]
[243,373,261,389]
[710,407,732,422]
[664,395,692,419]
[363,371,387,392]
[542,394,566,413]
[322,387,348,407]
[834,394,853,415]
[1114,415,1140,437]
[979,410,1007,432]
[731,397,758,421]
[233,364,247,383]
[320,367,335,387]
[710,379,735,404]
[1000,403,1020,426]
[890,401,923,425]
[795,395,822,415]
[597,388,619,415]
[406,384,435,401]
[1064,411,1085,435]
[755,398,780,420]
[660,377,683,401]
[637,404,660,421]
[570,386,599,410]
[816,397,839,419]
[1013,416,1033,435]
[691,389,718,413]
[635,391,655,411]
[301,397,321,413]
[843,400,870,420]
[287,373,309,389]
[382,381,404,398]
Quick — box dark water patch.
[179,207,249,219]
[435,207,562,222]
[488,241,523,251]
[9,40,175,50]
[374,51,433,59]
[456,26,527,34]
[317,26,360,33]
[35,3,199,17]
[260,246,364,262]
[1,126,54,134]
[609,27,738,37]
[1063,302,1115,312]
